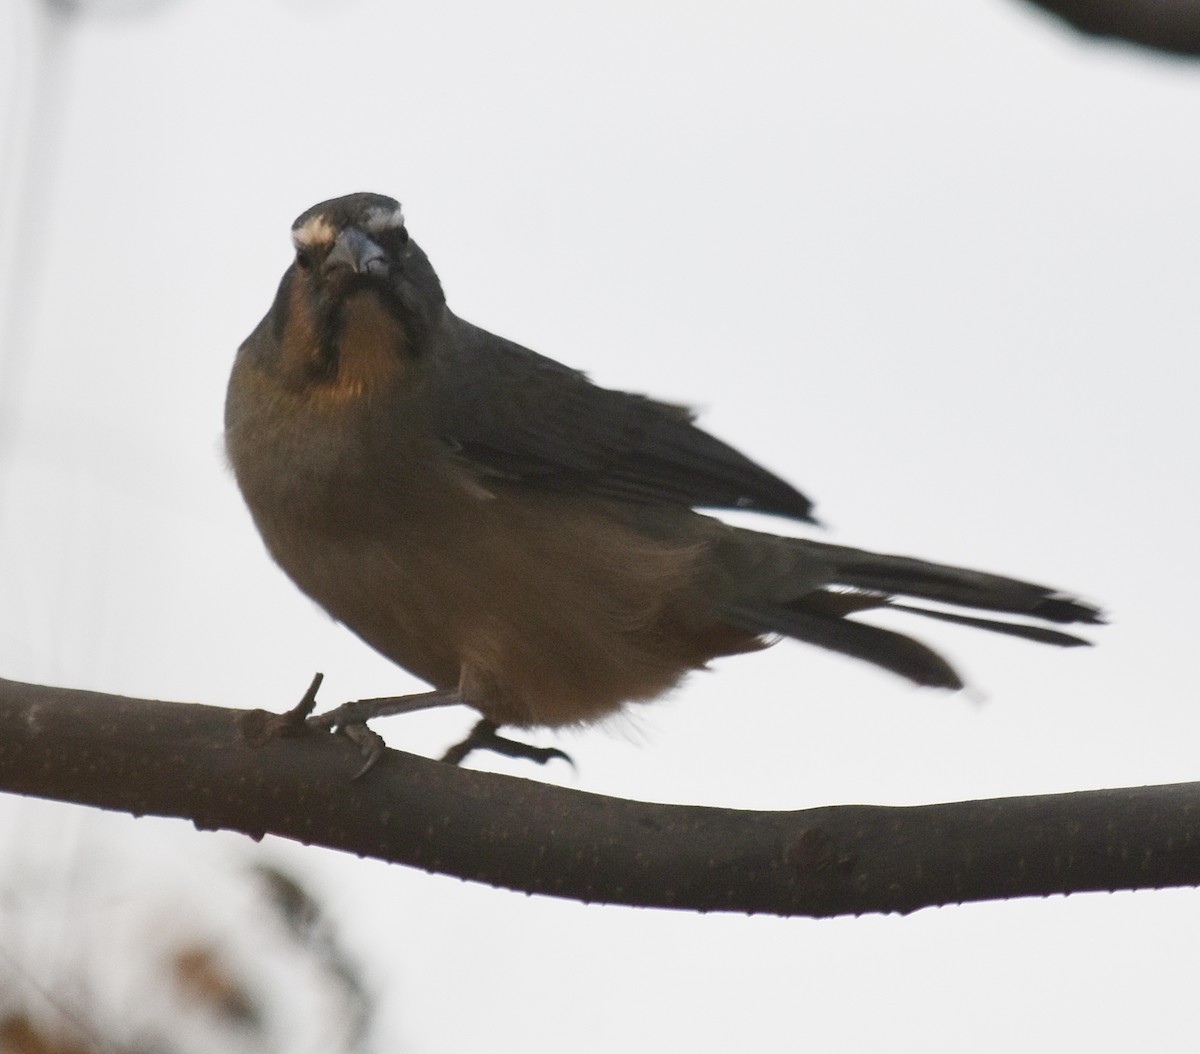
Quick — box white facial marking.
[361,204,406,235]
[291,215,338,249]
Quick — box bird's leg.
[301,683,465,779]
[306,687,464,732]
[283,676,570,776]
[439,718,574,769]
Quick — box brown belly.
[257,481,758,727]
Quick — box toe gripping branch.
[282,673,572,776]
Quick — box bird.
[225,191,1101,760]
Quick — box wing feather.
[427,316,815,521]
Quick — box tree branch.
[0,675,1197,917]
[1017,0,1200,56]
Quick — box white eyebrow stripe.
[361,204,405,234]
[292,215,337,248]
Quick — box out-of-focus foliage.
[0,818,376,1054]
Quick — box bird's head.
[290,192,410,291]
[246,193,446,403]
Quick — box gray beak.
[323,227,387,277]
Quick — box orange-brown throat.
[323,290,411,402]
[285,278,410,407]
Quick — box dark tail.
[718,536,1103,688]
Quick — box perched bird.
[226,192,1100,752]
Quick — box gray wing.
[426,316,815,521]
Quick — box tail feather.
[827,552,1104,625]
[714,534,1102,687]
[723,602,964,689]
[885,603,1092,646]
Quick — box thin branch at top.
[1018,0,1200,55]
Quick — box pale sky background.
[1,0,1199,1050]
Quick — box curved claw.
[342,723,387,779]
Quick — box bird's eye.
[295,248,313,271]
[380,226,409,253]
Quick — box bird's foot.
[263,675,569,777]
[439,718,574,769]
[295,676,464,779]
